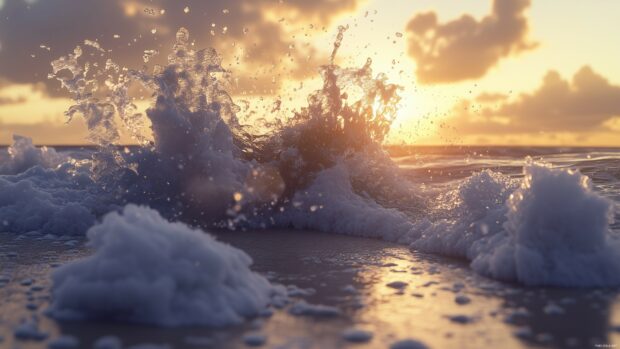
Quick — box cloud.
[0,96,25,105]
[448,66,620,134]
[406,0,535,84]
[475,92,509,103]
[0,0,360,96]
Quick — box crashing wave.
[1,27,618,287]
[0,135,66,175]
[45,26,411,228]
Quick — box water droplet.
[176,27,190,44]
[143,49,158,63]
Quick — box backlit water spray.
[2,27,618,288]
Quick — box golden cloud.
[447,66,620,134]
[406,0,536,84]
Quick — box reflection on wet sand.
[1,230,619,348]
[216,230,620,349]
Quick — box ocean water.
[397,146,620,268]
[2,145,620,348]
[391,145,620,227]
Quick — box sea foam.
[49,205,281,326]
[276,156,620,287]
[1,27,619,289]
[0,135,66,175]
[470,162,620,286]
[0,136,104,235]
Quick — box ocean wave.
[1,27,619,288]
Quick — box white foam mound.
[281,158,620,287]
[411,170,518,258]
[49,205,280,326]
[471,162,620,287]
[0,134,103,235]
[0,165,98,235]
[0,135,66,175]
[274,164,415,242]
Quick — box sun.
[386,87,436,144]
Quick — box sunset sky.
[0,0,619,145]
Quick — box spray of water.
[48,27,405,227]
[3,26,616,287]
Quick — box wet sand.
[1,230,619,349]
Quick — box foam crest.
[471,161,620,286]
[0,135,66,175]
[0,135,108,235]
[270,164,415,242]
[0,163,103,235]
[411,170,518,258]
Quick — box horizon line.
[2,143,620,149]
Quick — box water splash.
[6,27,619,287]
[48,27,404,227]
